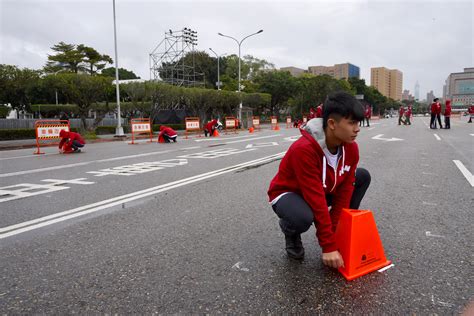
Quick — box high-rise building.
[414,81,420,100]
[280,66,306,77]
[308,63,360,79]
[370,67,403,101]
[402,90,414,101]
[426,90,435,104]
[444,67,474,107]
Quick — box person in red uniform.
[430,99,438,128]
[267,92,370,267]
[315,104,323,118]
[399,105,406,125]
[309,107,316,120]
[158,125,177,143]
[468,105,474,123]
[405,105,412,125]
[58,130,85,153]
[204,119,218,137]
[443,100,452,129]
[435,99,443,128]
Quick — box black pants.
[204,128,215,137]
[436,114,443,128]
[71,140,84,150]
[444,117,450,129]
[430,113,437,128]
[272,168,371,236]
[163,134,177,143]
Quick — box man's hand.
[322,250,344,268]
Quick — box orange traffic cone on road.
[249,127,254,133]
[274,124,280,131]
[335,208,391,281]
[213,129,219,137]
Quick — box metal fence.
[0,118,128,129]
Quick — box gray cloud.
[1,0,472,98]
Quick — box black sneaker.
[284,233,304,260]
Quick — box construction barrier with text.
[34,120,70,155]
[225,117,238,134]
[252,116,260,131]
[271,116,280,131]
[286,116,292,129]
[129,118,153,145]
[184,117,201,139]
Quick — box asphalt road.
[1,117,473,314]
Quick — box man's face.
[332,116,360,143]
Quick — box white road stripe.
[194,134,259,142]
[433,134,441,140]
[0,149,174,178]
[368,127,376,130]
[0,152,286,239]
[378,264,394,272]
[0,153,57,161]
[453,160,474,187]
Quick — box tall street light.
[112,0,124,136]
[218,29,263,121]
[209,48,226,90]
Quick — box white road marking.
[368,127,376,130]
[372,134,403,142]
[422,172,435,175]
[283,135,301,142]
[0,153,58,161]
[178,148,256,159]
[433,134,441,140]
[377,264,394,273]
[225,134,281,144]
[470,134,474,136]
[0,152,285,239]
[231,261,249,272]
[422,184,434,188]
[0,178,94,203]
[245,142,278,149]
[87,159,188,177]
[194,134,259,142]
[426,231,445,238]
[453,160,474,187]
[182,146,201,150]
[422,201,437,206]
[0,150,173,178]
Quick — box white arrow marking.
[453,160,474,187]
[372,134,403,142]
[433,134,441,140]
[245,142,278,149]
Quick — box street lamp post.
[209,48,226,90]
[218,30,263,120]
[112,0,124,136]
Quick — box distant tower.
[414,81,420,101]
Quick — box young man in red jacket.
[158,125,177,142]
[430,98,439,129]
[405,105,412,125]
[398,105,405,125]
[268,92,370,267]
[443,100,452,129]
[58,130,85,153]
[435,99,443,128]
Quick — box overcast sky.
[1,0,473,99]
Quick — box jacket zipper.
[329,156,341,193]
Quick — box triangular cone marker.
[213,129,219,137]
[335,208,391,281]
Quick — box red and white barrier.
[34,120,70,155]
[129,118,153,144]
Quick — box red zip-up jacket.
[431,103,437,114]
[205,119,217,134]
[159,126,177,137]
[268,118,358,253]
[444,101,451,117]
[58,130,85,149]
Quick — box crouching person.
[158,125,177,143]
[267,92,371,268]
[59,130,85,153]
[204,119,217,137]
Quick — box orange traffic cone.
[274,124,280,131]
[249,127,254,133]
[335,208,391,281]
[158,135,165,143]
[213,129,219,137]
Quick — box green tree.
[56,73,113,130]
[44,42,113,75]
[0,64,41,117]
[254,70,299,115]
[101,67,140,79]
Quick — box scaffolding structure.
[149,27,204,87]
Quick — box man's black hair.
[433,98,439,102]
[322,91,365,129]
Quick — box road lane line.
[0,149,175,178]
[0,152,286,239]
[453,160,474,187]
[368,127,376,130]
[433,134,441,140]
[194,134,260,142]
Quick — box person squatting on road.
[443,100,452,129]
[204,119,218,137]
[267,92,371,268]
[158,125,177,143]
[58,130,85,153]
